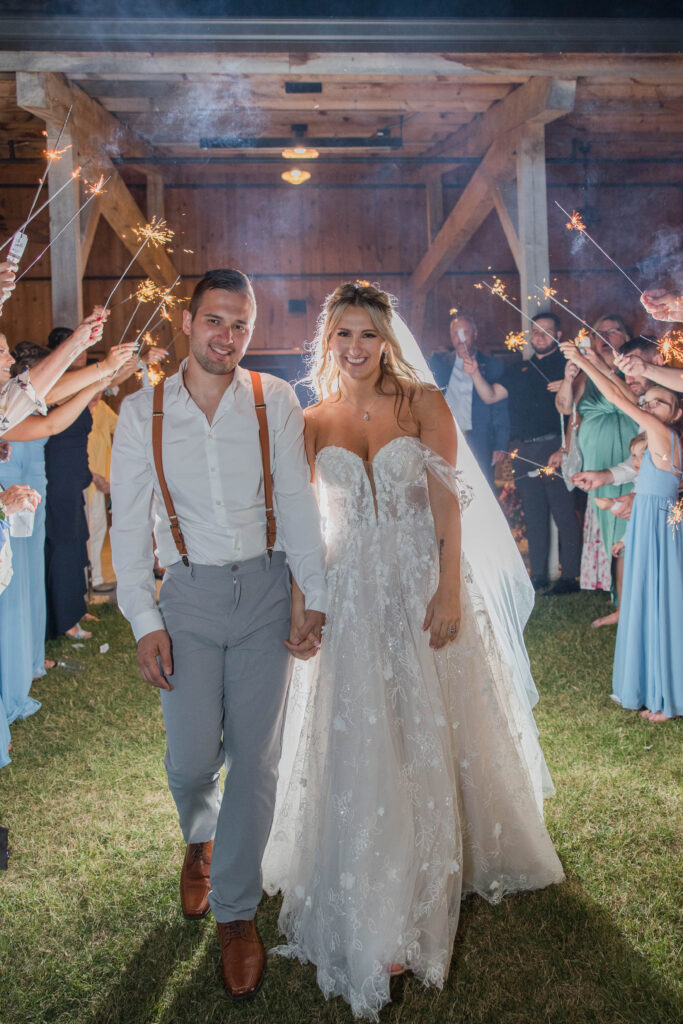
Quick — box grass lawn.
[0,592,681,1024]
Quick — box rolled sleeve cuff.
[303,582,328,615]
[17,370,47,416]
[131,608,165,644]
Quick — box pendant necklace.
[340,391,382,421]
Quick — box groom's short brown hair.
[189,269,257,321]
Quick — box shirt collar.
[174,359,249,402]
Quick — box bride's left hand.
[423,585,461,649]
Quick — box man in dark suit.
[430,313,509,488]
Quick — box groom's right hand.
[137,629,174,690]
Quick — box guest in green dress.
[555,314,638,625]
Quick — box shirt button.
[231,564,239,571]
[216,500,222,506]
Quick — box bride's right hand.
[423,585,461,649]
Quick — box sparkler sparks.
[491,277,508,299]
[102,219,176,313]
[509,449,556,476]
[533,284,617,354]
[86,174,106,196]
[132,217,175,248]
[666,498,683,534]
[658,329,683,365]
[565,210,586,232]
[479,280,558,349]
[504,331,527,353]
[45,143,72,163]
[542,284,558,300]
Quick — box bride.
[263,282,564,1020]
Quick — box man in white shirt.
[110,269,327,1001]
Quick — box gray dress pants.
[158,552,292,922]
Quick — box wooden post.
[47,127,83,328]
[146,173,165,221]
[516,123,550,328]
[425,176,444,244]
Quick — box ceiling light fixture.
[281,168,311,185]
[282,146,319,159]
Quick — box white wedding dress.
[263,435,564,1021]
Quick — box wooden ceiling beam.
[409,131,519,296]
[2,52,683,80]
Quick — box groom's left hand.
[285,609,325,660]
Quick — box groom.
[110,269,326,999]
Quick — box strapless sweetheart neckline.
[315,434,421,468]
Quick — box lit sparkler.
[504,331,527,353]
[565,210,586,232]
[533,284,617,354]
[658,329,683,365]
[479,280,558,347]
[509,449,557,476]
[102,217,175,313]
[14,176,112,284]
[0,161,88,257]
[666,498,683,534]
[21,104,73,229]
[86,174,106,196]
[555,201,641,295]
[132,276,182,354]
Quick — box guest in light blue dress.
[18,437,49,678]
[0,516,12,768]
[612,428,683,719]
[0,441,42,728]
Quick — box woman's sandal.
[65,624,92,640]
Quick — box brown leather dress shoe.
[217,919,266,1000]
[180,841,213,919]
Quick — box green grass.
[0,594,681,1024]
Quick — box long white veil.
[391,313,554,799]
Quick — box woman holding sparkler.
[263,282,563,1020]
[562,341,682,722]
[555,315,638,624]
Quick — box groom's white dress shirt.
[110,361,327,641]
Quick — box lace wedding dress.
[263,435,564,1020]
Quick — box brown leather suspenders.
[248,370,277,554]
[152,380,189,566]
[151,372,276,567]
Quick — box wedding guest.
[0,287,108,435]
[563,341,682,722]
[86,394,118,593]
[442,313,509,487]
[615,349,683,393]
[555,313,637,625]
[465,312,581,593]
[641,288,683,322]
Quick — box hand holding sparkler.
[0,262,16,307]
[641,289,683,323]
[100,341,138,381]
[139,347,169,366]
[613,351,646,378]
[70,307,111,355]
[461,355,478,377]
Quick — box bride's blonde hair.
[308,282,428,416]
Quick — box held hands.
[423,584,461,649]
[137,629,173,690]
[92,472,110,495]
[611,490,635,520]
[285,609,325,660]
[0,484,41,514]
